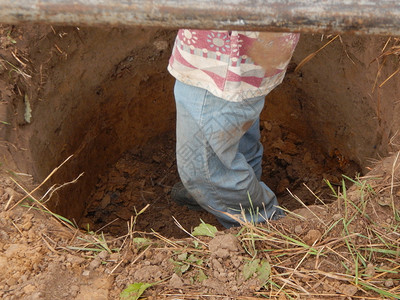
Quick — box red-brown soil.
[1,24,400,299]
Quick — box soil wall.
[274,34,400,165]
[1,26,400,223]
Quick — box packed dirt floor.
[82,124,360,238]
[0,24,400,299]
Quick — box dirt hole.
[3,26,398,238]
[80,120,362,238]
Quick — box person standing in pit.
[168,29,299,228]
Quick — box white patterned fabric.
[168,29,299,102]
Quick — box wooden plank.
[0,0,399,35]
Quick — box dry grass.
[295,35,340,72]
[4,152,399,299]
[373,37,400,91]
[233,162,400,299]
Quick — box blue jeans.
[174,80,283,228]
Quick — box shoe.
[171,182,203,211]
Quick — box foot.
[171,182,203,211]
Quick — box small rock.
[211,258,223,272]
[98,250,109,261]
[110,252,120,261]
[384,279,394,287]
[153,40,169,51]
[212,248,230,259]
[6,277,17,286]
[19,274,28,283]
[100,194,111,209]
[294,225,303,235]
[89,258,101,270]
[276,178,290,194]
[341,284,358,296]
[323,174,340,184]
[332,213,342,221]
[152,155,161,163]
[364,263,375,277]
[169,273,184,289]
[263,121,272,131]
[67,254,85,265]
[293,206,326,220]
[30,292,43,300]
[134,265,163,282]
[82,270,90,276]
[23,284,36,294]
[218,272,227,281]
[378,196,391,206]
[21,220,32,231]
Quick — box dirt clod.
[169,273,184,289]
[341,284,358,296]
[364,263,376,277]
[294,224,303,235]
[209,234,241,258]
[303,229,322,245]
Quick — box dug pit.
[1,25,400,238]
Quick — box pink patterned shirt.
[168,29,299,102]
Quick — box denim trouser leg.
[239,119,263,181]
[174,80,282,228]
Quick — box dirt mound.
[1,24,400,299]
[1,155,400,299]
